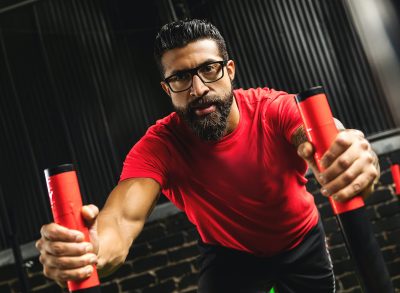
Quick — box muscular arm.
[96,177,161,277]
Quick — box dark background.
[0,0,397,250]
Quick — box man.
[36,19,379,292]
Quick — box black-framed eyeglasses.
[164,60,229,93]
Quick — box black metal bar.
[0,0,41,15]
[0,187,30,292]
[337,208,394,293]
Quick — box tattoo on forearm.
[291,125,308,148]
[291,118,344,148]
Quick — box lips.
[194,104,217,116]
[189,97,219,117]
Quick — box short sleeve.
[119,130,171,188]
[265,91,302,142]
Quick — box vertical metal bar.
[0,186,30,292]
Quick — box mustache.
[188,95,222,110]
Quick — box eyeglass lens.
[167,61,225,92]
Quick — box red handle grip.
[391,164,400,195]
[295,86,364,214]
[44,164,100,292]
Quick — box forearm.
[96,210,145,277]
[94,178,161,277]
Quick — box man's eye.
[203,64,216,72]
[175,72,191,81]
[200,64,218,74]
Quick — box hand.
[298,129,379,202]
[35,205,99,287]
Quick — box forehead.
[161,39,221,76]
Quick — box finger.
[35,239,43,251]
[320,129,365,168]
[320,152,378,198]
[331,170,378,202]
[319,141,362,184]
[320,132,354,168]
[43,264,94,283]
[39,252,97,270]
[297,142,323,181]
[41,223,84,242]
[320,157,364,197]
[82,205,99,255]
[43,241,94,257]
[82,205,99,224]
[297,141,314,160]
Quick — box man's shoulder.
[145,112,181,138]
[234,87,291,103]
[234,87,293,114]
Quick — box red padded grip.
[296,90,365,214]
[45,169,100,291]
[391,164,400,195]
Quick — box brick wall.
[0,151,399,293]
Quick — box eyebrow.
[167,58,222,78]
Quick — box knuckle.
[43,266,52,278]
[336,137,348,147]
[352,182,361,193]
[343,171,355,184]
[44,226,57,240]
[356,130,365,138]
[58,270,70,282]
[367,169,378,181]
[338,157,350,168]
[322,153,334,165]
[359,140,369,150]
[325,152,334,160]
[39,254,46,265]
[337,131,348,140]
[361,151,374,163]
[57,257,69,270]
[51,243,64,255]
[79,269,89,279]
[336,132,350,145]
[40,225,48,237]
[35,239,42,250]
[81,243,91,254]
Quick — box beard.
[174,88,234,141]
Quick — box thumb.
[81,204,99,254]
[297,141,314,161]
[297,142,321,178]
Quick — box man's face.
[160,39,236,141]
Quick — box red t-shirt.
[120,87,318,256]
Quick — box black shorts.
[197,219,335,293]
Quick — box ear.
[226,60,235,81]
[161,81,171,97]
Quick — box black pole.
[337,208,393,292]
[296,87,394,292]
[0,186,31,292]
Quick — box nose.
[189,75,209,97]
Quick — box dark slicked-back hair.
[154,19,229,76]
